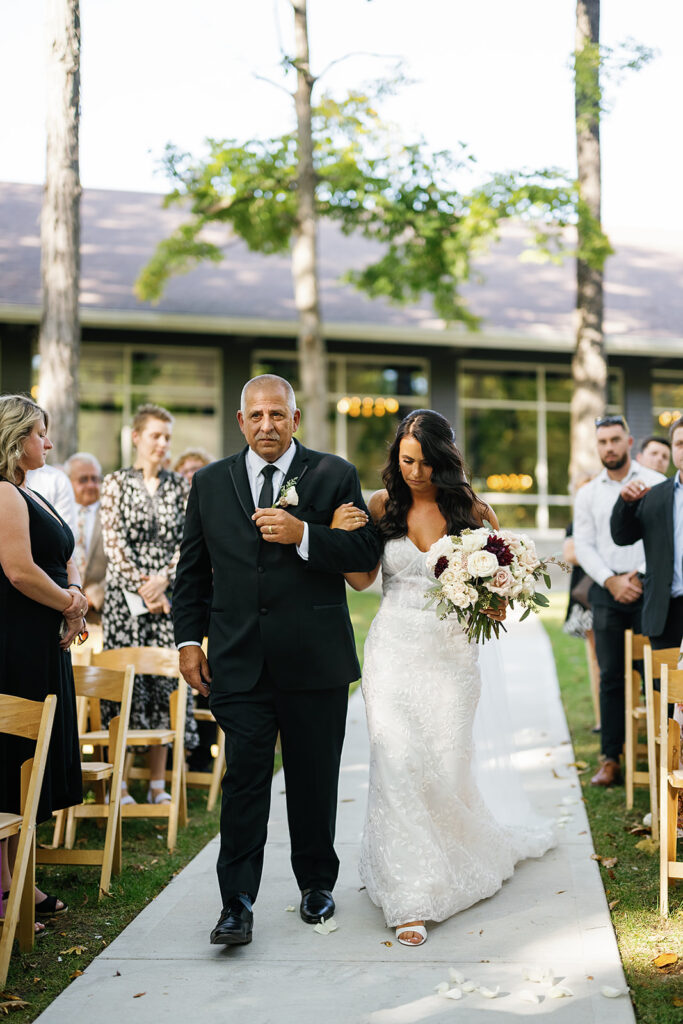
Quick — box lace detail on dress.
[358,536,554,926]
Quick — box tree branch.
[252,71,294,97]
[316,50,404,81]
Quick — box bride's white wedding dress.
[358,536,555,927]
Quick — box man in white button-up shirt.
[574,415,665,787]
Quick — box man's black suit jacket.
[610,476,676,637]
[173,440,381,692]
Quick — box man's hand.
[179,645,212,697]
[252,507,305,545]
[620,480,651,503]
[605,571,643,604]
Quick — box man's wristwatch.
[68,583,85,592]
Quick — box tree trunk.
[290,0,328,450]
[38,0,81,461]
[570,0,605,486]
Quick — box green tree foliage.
[136,88,605,328]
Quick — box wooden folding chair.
[186,706,225,812]
[0,694,57,988]
[659,663,683,916]
[644,646,681,845]
[37,665,134,897]
[82,647,188,852]
[624,630,649,809]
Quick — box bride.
[332,409,555,947]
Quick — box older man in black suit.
[611,417,683,650]
[173,374,380,946]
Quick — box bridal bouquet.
[424,526,562,644]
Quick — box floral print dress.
[99,467,198,748]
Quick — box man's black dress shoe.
[210,897,253,945]
[300,888,335,924]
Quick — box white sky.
[1,0,681,231]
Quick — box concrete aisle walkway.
[37,616,634,1023]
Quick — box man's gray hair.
[240,374,297,414]
[64,451,102,476]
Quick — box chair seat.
[81,761,113,781]
[670,769,683,787]
[632,707,647,719]
[82,728,175,745]
[192,709,215,722]
[0,812,22,839]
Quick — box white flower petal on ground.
[313,917,338,935]
[522,966,553,984]
[561,796,578,805]
[442,988,463,1000]
[548,984,574,998]
[478,986,500,999]
[285,905,296,912]
[518,989,541,1004]
[449,969,466,984]
[434,982,450,994]
[461,980,476,993]
[601,985,626,998]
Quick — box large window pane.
[463,408,537,493]
[345,362,428,398]
[131,349,217,392]
[461,369,536,402]
[546,411,571,494]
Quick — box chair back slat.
[626,630,648,662]
[661,664,683,707]
[73,664,135,703]
[0,694,49,739]
[650,647,681,680]
[93,646,179,678]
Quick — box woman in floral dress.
[100,403,198,804]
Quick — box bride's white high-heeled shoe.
[395,924,427,946]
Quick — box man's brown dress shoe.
[590,759,621,786]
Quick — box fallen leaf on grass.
[0,1000,30,1014]
[59,946,87,956]
[601,986,626,998]
[652,952,678,968]
[672,996,683,1007]
[68,971,83,980]
[601,857,618,869]
[568,760,588,770]
[608,900,620,910]
[635,838,659,855]
[133,993,146,999]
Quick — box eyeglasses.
[76,475,102,484]
[595,415,627,430]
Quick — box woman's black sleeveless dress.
[0,484,82,822]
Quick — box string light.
[486,474,534,492]
[336,396,401,417]
[659,410,681,427]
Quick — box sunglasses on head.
[595,415,627,430]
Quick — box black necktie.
[258,464,276,509]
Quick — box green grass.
[3,590,381,1021]
[540,593,683,1023]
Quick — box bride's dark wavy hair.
[378,409,486,541]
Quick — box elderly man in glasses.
[64,452,107,627]
[573,416,665,786]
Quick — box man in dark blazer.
[173,374,380,946]
[611,417,683,649]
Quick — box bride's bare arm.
[332,490,385,591]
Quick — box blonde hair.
[173,447,215,473]
[131,403,174,435]
[0,394,49,485]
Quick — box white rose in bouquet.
[460,529,487,553]
[466,550,500,578]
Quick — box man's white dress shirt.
[574,461,665,587]
[26,464,77,532]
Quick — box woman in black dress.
[0,394,88,922]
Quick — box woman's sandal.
[35,893,68,918]
[2,891,49,933]
[395,924,427,946]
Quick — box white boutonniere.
[274,476,299,508]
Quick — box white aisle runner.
[36,615,634,1023]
